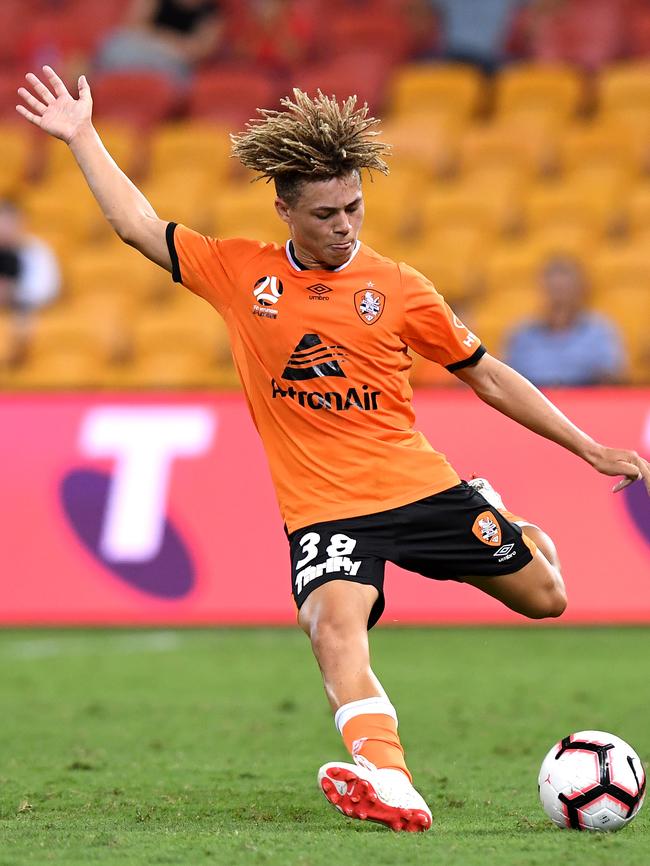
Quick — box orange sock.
[335,698,412,782]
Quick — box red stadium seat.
[506,0,627,71]
[291,53,390,114]
[92,72,182,127]
[324,11,413,64]
[188,67,279,128]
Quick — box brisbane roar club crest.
[471,510,502,547]
[355,288,385,324]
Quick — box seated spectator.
[505,256,626,386]
[431,0,528,73]
[97,0,223,85]
[0,200,60,314]
[506,0,626,71]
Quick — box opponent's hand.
[588,445,650,494]
[16,66,92,145]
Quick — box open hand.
[589,446,650,494]
[16,66,92,145]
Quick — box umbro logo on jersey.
[306,283,332,300]
[282,334,346,381]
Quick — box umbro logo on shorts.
[282,333,347,381]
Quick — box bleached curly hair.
[230,89,391,203]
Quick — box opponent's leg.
[298,580,432,831]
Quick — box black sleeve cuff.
[166,222,182,284]
[445,344,486,372]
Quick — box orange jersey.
[168,225,484,533]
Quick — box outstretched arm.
[16,66,170,271]
[454,352,650,494]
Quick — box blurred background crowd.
[1,0,650,388]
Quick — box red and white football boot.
[318,756,432,832]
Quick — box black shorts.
[287,481,534,629]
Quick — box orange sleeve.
[399,262,485,371]
[166,223,264,315]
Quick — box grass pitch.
[0,627,647,865]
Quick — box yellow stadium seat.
[212,181,287,243]
[9,311,115,388]
[400,224,490,303]
[65,241,159,302]
[360,167,422,242]
[381,112,463,176]
[459,123,541,179]
[588,243,650,298]
[149,122,233,183]
[0,125,31,196]
[599,62,650,116]
[559,124,638,175]
[22,177,102,245]
[596,110,650,173]
[389,63,485,123]
[127,301,235,387]
[529,224,596,260]
[0,313,21,372]
[483,240,546,294]
[46,124,138,181]
[524,181,617,237]
[495,64,584,122]
[625,183,650,234]
[421,181,515,237]
[591,286,650,383]
[141,170,215,230]
[469,289,541,359]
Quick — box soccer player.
[17,67,650,833]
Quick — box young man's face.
[275,171,364,269]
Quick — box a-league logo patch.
[472,510,502,547]
[355,289,385,324]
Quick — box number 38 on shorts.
[293,532,361,594]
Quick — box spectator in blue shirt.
[505,256,627,386]
[432,0,527,72]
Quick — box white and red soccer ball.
[539,730,645,832]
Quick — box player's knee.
[526,575,567,619]
[308,611,357,652]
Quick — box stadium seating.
[188,68,279,128]
[599,62,650,115]
[212,181,286,244]
[8,311,116,388]
[6,3,650,387]
[92,72,181,127]
[126,296,237,388]
[495,64,585,122]
[625,182,650,235]
[325,11,414,64]
[0,125,32,196]
[381,112,462,177]
[389,63,485,124]
[149,123,233,184]
[292,53,391,115]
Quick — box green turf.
[0,627,647,865]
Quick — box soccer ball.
[538,730,646,831]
